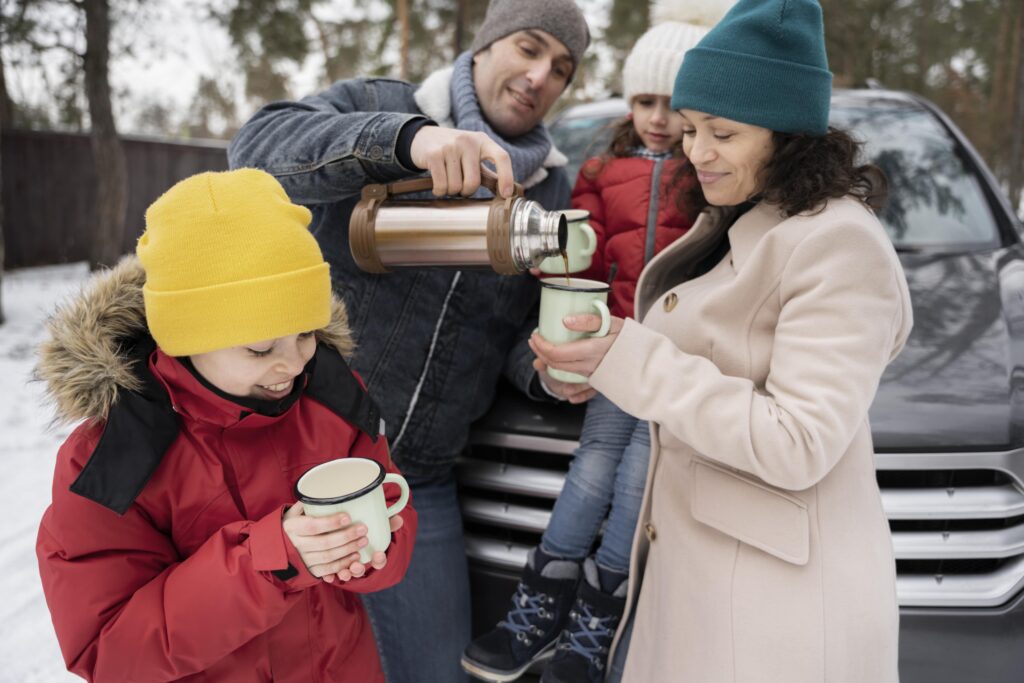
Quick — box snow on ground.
[0,263,90,683]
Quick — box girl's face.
[190,332,317,400]
[631,94,685,154]
[679,109,774,206]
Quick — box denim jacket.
[228,77,572,479]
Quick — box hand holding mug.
[533,363,598,404]
[530,313,624,383]
[290,454,409,577]
[324,514,405,583]
[282,503,370,579]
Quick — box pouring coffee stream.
[349,168,568,274]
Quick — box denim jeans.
[540,393,651,574]
[361,475,470,683]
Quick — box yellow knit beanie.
[137,168,331,356]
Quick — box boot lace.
[557,599,616,670]
[497,581,556,646]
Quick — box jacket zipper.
[644,158,665,265]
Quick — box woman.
[528,0,911,681]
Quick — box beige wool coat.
[588,197,912,682]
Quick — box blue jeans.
[540,393,651,574]
[361,475,470,683]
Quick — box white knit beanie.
[622,0,736,103]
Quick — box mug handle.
[384,473,410,517]
[589,300,611,337]
[581,223,598,257]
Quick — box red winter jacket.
[35,259,416,683]
[573,155,698,318]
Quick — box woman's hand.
[529,313,624,401]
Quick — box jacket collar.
[634,201,787,319]
[726,202,788,272]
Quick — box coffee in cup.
[294,457,410,564]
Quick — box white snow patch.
[0,262,90,683]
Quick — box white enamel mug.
[294,457,410,564]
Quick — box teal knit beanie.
[671,0,832,135]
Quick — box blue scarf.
[449,51,553,196]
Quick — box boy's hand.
[324,514,405,583]
[282,502,368,579]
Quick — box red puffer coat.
[573,155,698,318]
[35,259,416,683]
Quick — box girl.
[35,169,417,682]
[461,3,733,682]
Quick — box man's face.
[472,29,573,138]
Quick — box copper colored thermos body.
[349,172,567,275]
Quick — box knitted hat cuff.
[672,47,831,135]
[144,262,332,357]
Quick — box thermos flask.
[349,170,567,275]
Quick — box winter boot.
[540,558,628,683]
[461,549,580,682]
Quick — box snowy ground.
[0,263,89,683]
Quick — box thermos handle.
[373,167,524,199]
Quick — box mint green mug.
[539,209,597,275]
[538,277,612,384]
[294,458,410,564]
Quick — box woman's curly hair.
[759,127,887,217]
[667,126,887,218]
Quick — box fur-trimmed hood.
[36,256,355,425]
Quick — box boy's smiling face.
[190,332,317,400]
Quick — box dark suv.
[458,89,1024,682]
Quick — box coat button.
[369,145,384,160]
[663,293,678,312]
[645,522,657,542]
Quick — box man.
[227,1,590,680]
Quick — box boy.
[35,168,416,682]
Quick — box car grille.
[457,430,1024,608]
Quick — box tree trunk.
[453,0,465,57]
[0,47,7,325]
[398,0,409,80]
[1010,5,1024,216]
[83,0,127,270]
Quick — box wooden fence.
[2,129,229,268]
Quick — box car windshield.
[549,97,1001,251]
[831,101,999,250]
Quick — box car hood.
[871,246,1024,450]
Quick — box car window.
[832,104,998,250]
[549,115,622,185]
[551,99,1001,251]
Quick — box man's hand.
[409,127,515,198]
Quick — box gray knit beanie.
[470,0,590,75]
